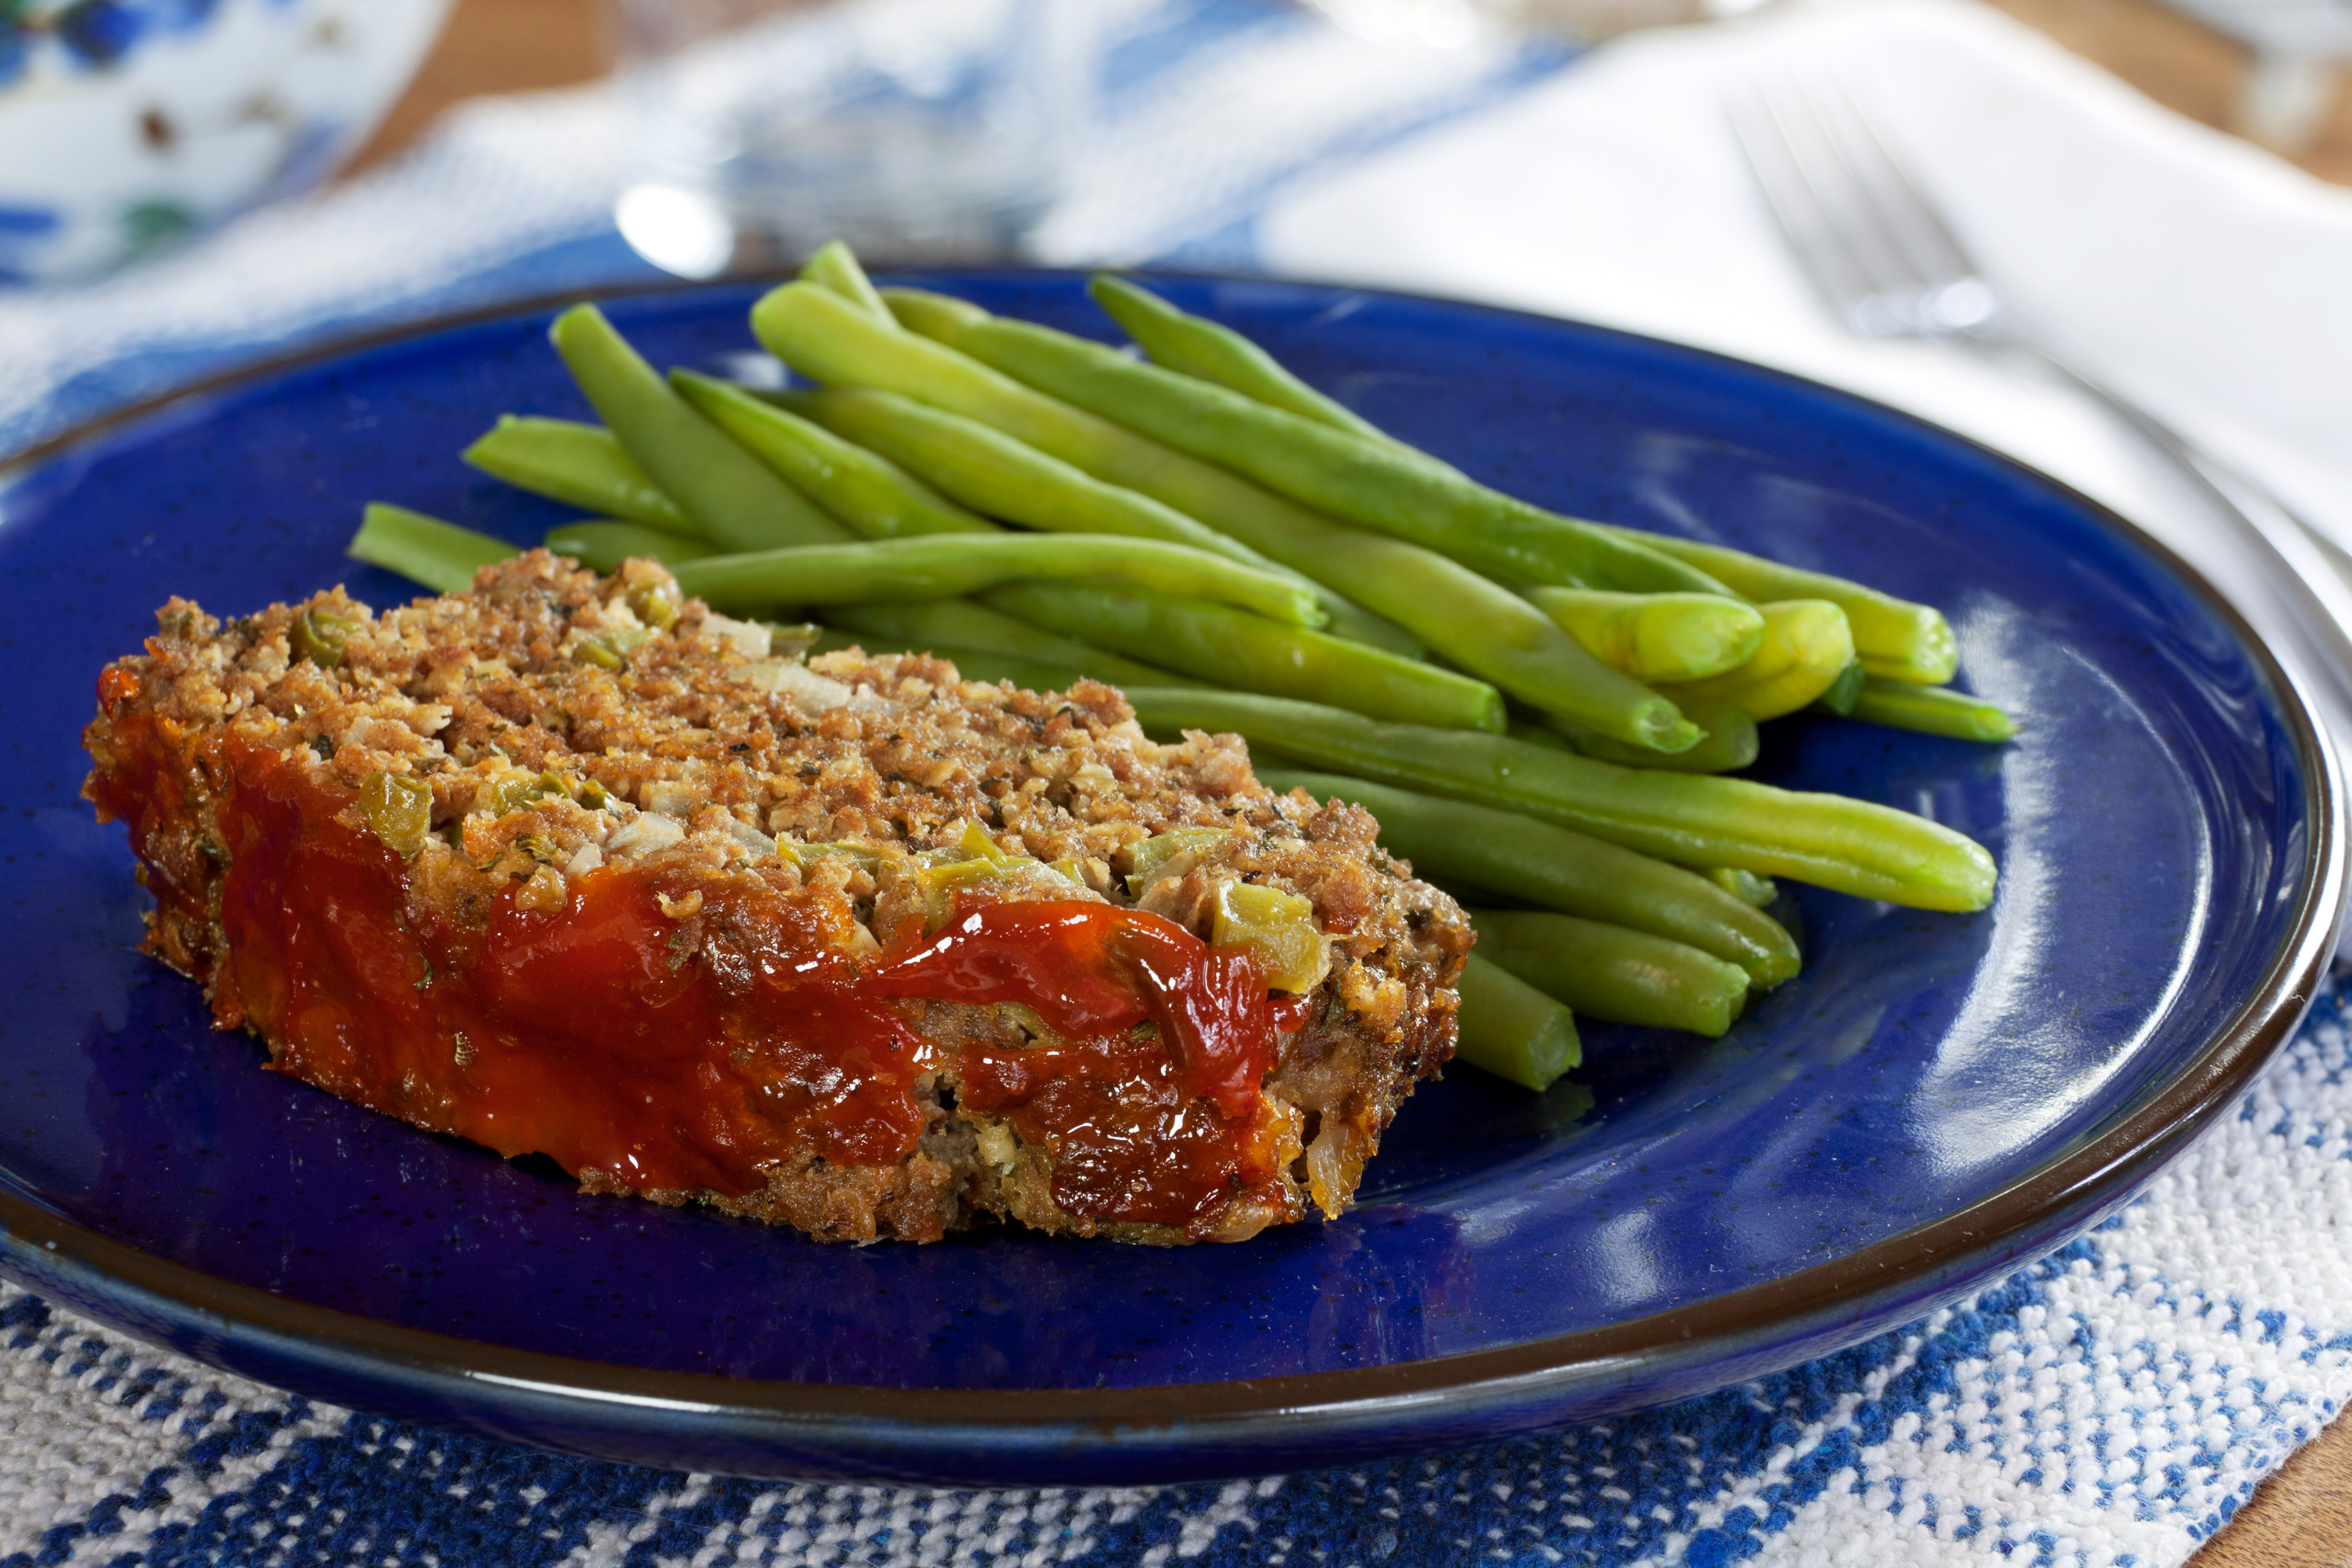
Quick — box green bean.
[551,385,1202,692]
[1120,688,1998,911]
[668,371,1210,684]
[1850,678,2018,742]
[1087,274,1395,446]
[546,520,715,573]
[807,627,864,657]
[986,583,1505,732]
[880,286,1728,597]
[776,383,1300,570]
[1525,587,1763,683]
[749,281,1699,750]
[671,371,995,539]
[1657,601,1854,721]
[548,304,848,552]
[671,535,1324,624]
[462,416,692,532]
[929,647,1101,692]
[1471,910,1752,1037]
[825,600,1194,688]
[801,239,893,325]
[1261,769,1798,986]
[1811,660,1868,716]
[349,504,517,594]
[1543,696,1760,775]
[1452,952,1581,1091]
[683,363,1417,667]
[1597,525,1958,685]
[772,383,1427,661]
[790,276,1419,662]
[1705,867,1779,907]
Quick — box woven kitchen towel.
[8,973,2350,1567]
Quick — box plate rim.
[3,270,2342,1479]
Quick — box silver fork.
[1727,78,2352,745]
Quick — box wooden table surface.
[352,4,2352,1561]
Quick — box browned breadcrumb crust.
[83,551,1471,1244]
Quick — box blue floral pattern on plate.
[0,0,447,281]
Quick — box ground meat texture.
[81,552,1471,1245]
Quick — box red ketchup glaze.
[192,737,936,1196]
[867,903,1280,1120]
[868,903,1294,1230]
[91,711,1302,1232]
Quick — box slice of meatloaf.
[82,551,1469,1244]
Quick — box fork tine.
[1766,83,1925,304]
[1740,68,2352,760]
[1724,85,1880,324]
[1811,82,1978,292]
[1731,77,2003,339]
[1803,80,2003,336]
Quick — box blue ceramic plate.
[0,276,2338,1487]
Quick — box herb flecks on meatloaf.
[83,552,1468,1244]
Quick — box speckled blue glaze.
[0,276,2334,1485]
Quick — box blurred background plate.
[0,274,2335,1486]
[0,0,453,283]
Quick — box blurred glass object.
[2151,0,2350,154]
[612,0,1093,277]
[0,0,452,285]
[1305,0,1767,47]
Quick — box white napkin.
[1258,0,2352,646]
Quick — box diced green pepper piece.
[570,626,655,670]
[291,608,356,669]
[473,770,556,819]
[627,576,683,630]
[958,821,1012,866]
[360,771,432,857]
[1212,880,1329,993]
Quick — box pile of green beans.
[346,239,2013,1095]
[1255,769,1801,988]
[748,281,1700,753]
[1130,688,1997,912]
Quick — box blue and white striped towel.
[8,2,2351,1562]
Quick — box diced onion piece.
[606,812,685,858]
[724,818,776,857]
[700,614,771,660]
